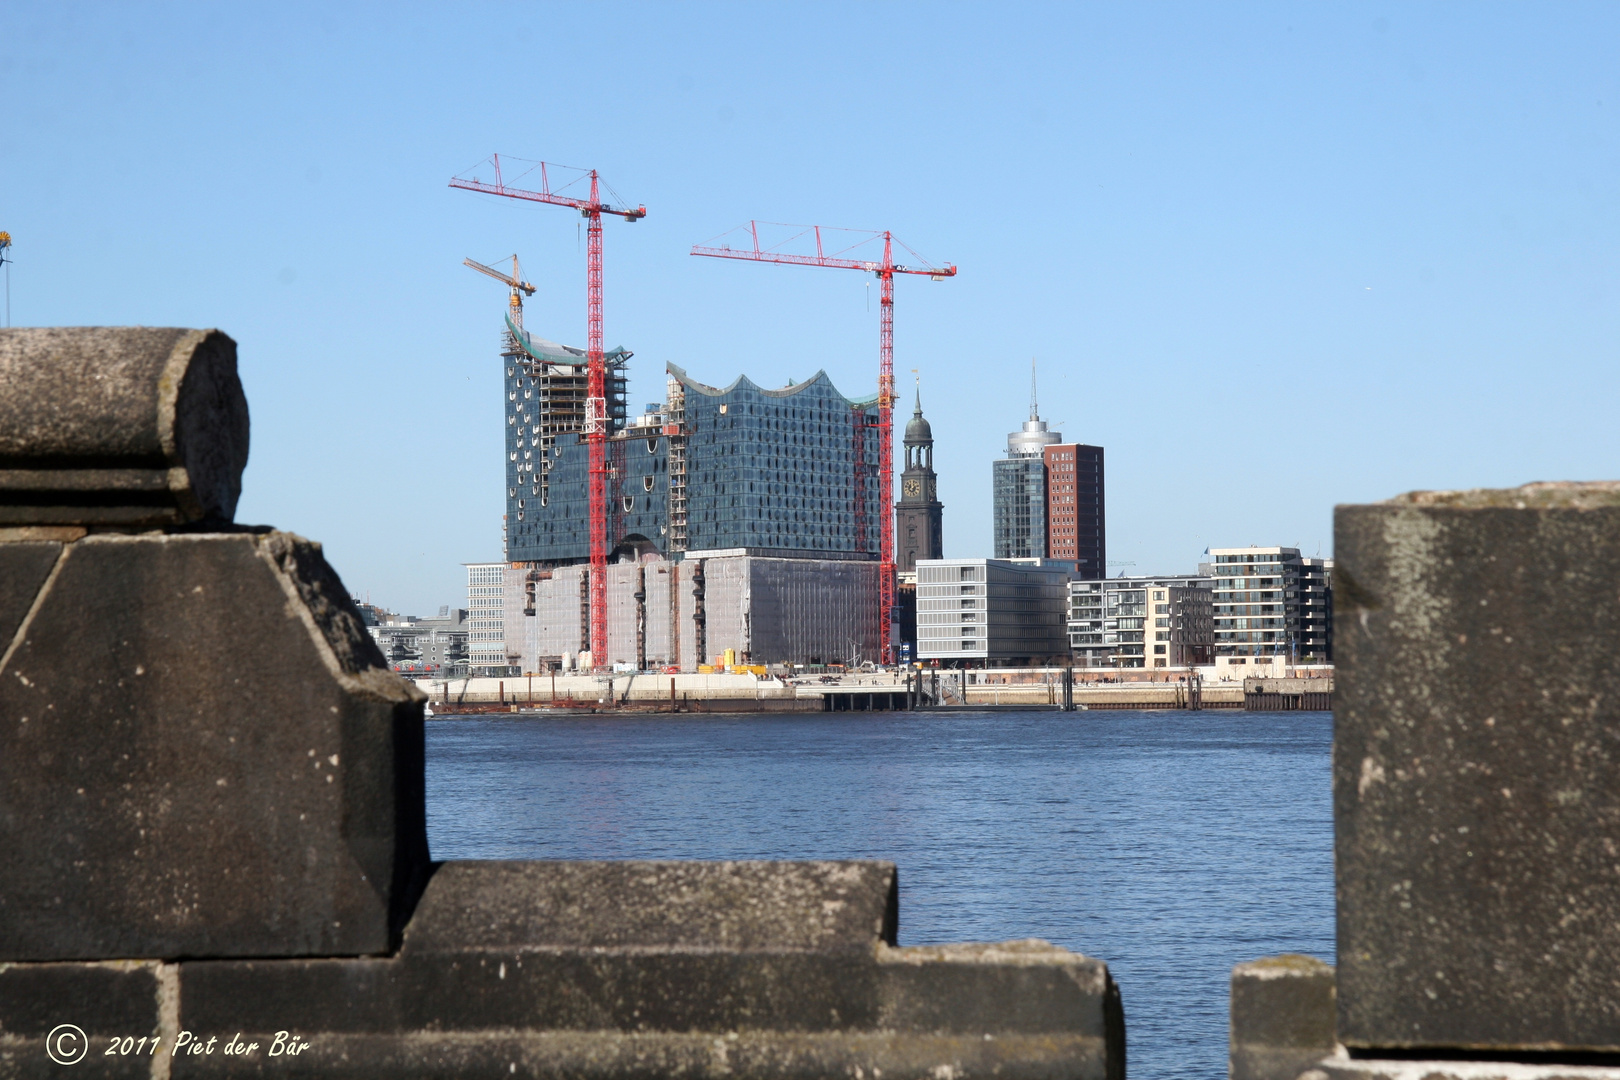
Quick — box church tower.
[895,382,944,573]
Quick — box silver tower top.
[1006,358,1061,458]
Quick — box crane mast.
[452,156,645,671]
[691,223,956,665]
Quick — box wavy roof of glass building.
[504,352,883,565]
[666,363,879,408]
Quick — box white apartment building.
[915,558,1074,665]
[464,562,512,675]
[1204,547,1333,666]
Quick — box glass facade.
[915,558,1074,663]
[504,352,881,565]
[992,457,1047,558]
[676,365,879,556]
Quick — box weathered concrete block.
[157,863,1123,1077]
[0,327,249,525]
[0,540,59,643]
[165,1031,1118,1080]
[0,961,166,1080]
[1304,1054,1620,1080]
[0,531,429,960]
[403,860,898,951]
[1230,955,1335,1080]
[1334,481,1620,1053]
[880,940,1124,1044]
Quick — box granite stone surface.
[1230,954,1336,1080]
[0,327,249,525]
[1,864,1124,1079]
[1334,481,1620,1052]
[0,531,428,961]
[1306,1052,1620,1080]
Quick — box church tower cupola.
[895,377,944,574]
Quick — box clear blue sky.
[4,3,1616,614]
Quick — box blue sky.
[3,3,1616,613]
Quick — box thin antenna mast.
[1029,358,1039,420]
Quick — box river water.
[425,709,1334,1080]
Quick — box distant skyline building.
[914,557,1075,666]
[465,562,511,675]
[1068,575,1213,669]
[894,383,943,574]
[492,319,892,669]
[1044,443,1105,578]
[991,363,1104,575]
[1204,547,1334,665]
[366,607,470,677]
[501,317,882,566]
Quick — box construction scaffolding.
[506,553,881,672]
[665,376,689,553]
[504,311,629,508]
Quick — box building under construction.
[499,316,885,667]
[506,555,881,672]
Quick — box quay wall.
[414,675,1268,711]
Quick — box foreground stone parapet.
[1334,481,1620,1055]
[0,327,250,526]
[0,530,429,960]
[0,863,1124,1079]
[1304,1052,1620,1080]
[1230,955,1336,1080]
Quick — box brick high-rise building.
[1043,443,1105,579]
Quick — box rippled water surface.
[426,709,1334,1080]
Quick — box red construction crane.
[451,156,645,671]
[691,223,957,665]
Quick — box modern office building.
[914,558,1075,666]
[366,607,470,676]
[1205,547,1334,665]
[991,373,1104,574]
[465,562,513,675]
[991,411,1059,560]
[1068,575,1213,668]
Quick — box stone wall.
[1229,481,1620,1080]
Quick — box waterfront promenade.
[416,671,1328,712]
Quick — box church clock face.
[903,477,922,498]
